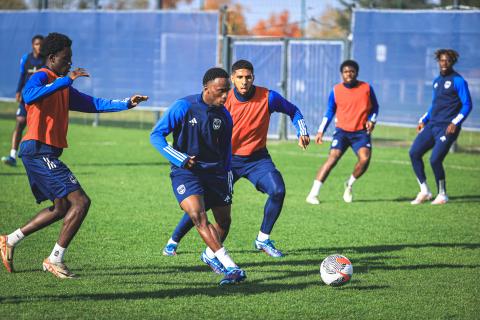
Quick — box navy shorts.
[170,168,232,209]
[331,128,372,154]
[232,148,279,189]
[16,102,27,117]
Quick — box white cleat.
[431,193,448,205]
[410,192,433,205]
[343,184,353,203]
[306,195,320,205]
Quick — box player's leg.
[254,170,286,257]
[343,132,372,203]
[409,125,435,204]
[2,105,27,166]
[429,126,460,204]
[306,148,345,204]
[162,213,194,256]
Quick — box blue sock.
[256,170,286,234]
[171,212,195,243]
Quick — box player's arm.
[68,87,148,113]
[22,71,73,104]
[417,79,438,132]
[447,76,473,135]
[268,90,310,149]
[366,86,379,134]
[16,54,28,102]
[150,100,191,168]
[316,90,336,144]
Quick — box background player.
[150,67,246,285]
[2,35,44,166]
[0,32,148,278]
[306,60,379,204]
[162,59,310,258]
[409,49,472,205]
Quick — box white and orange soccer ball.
[320,254,353,286]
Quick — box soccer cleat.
[42,258,77,279]
[410,192,433,205]
[200,250,227,274]
[306,195,320,205]
[343,183,353,203]
[162,243,178,256]
[219,267,246,285]
[431,193,448,205]
[255,238,284,258]
[0,235,14,273]
[1,156,16,167]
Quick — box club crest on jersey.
[213,118,222,130]
[444,81,451,89]
[332,139,338,147]
[177,184,186,195]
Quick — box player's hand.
[15,92,21,103]
[298,135,310,150]
[446,123,457,135]
[416,122,425,133]
[129,95,149,108]
[366,121,375,134]
[184,156,196,170]
[68,68,89,80]
[315,132,324,144]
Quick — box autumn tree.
[251,10,301,38]
[0,0,27,9]
[204,0,249,35]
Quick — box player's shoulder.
[451,71,467,84]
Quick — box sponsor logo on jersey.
[213,118,222,130]
[189,118,198,126]
[177,184,186,195]
[444,81,451,89]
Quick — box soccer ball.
[320,254,353,286]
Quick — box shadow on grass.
[72,161,168,168]
[0,172,25,176]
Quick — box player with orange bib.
[306,60,379,204]
[0,33,148,278]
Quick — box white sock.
[167,238,178,246]
[49,243,66,263]
[418,180,430,194]
[214,247,237,269]
[205,246,216,259]
[438,180,446,195]
[10,149,17,159]
[257,231,269,242]
[7,228,24,247]
[308,180,322,197]
[347,175,356,187]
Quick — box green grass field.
[0,110,479,319]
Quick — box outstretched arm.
[69,88,148,113]
[315,90,336,144]
[150,100,191,168]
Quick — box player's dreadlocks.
[41,32,72,57]
[340,60,359,73]
[435,49,459,65]
[202,67,229,86]
[232,59,254,73]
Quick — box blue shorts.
[170,168,232,209]
[16,102,27,117]
[232,148,279,189]
[331,128,372,154]
[21,154,81,204]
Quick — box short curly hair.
[232,59,254,73]
[41,32,72,57]
[435,49,459,65]
[202,67,229,86]
[340,60,359,73]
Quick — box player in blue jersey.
[2,35,44,166]
[409,49,472,205]
[150,67,246,285]
[161,60,310,259]
[0,33,148,278]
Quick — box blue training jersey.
[419,71,472,126]
[17,53,45,94]
[150,94,233,173]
